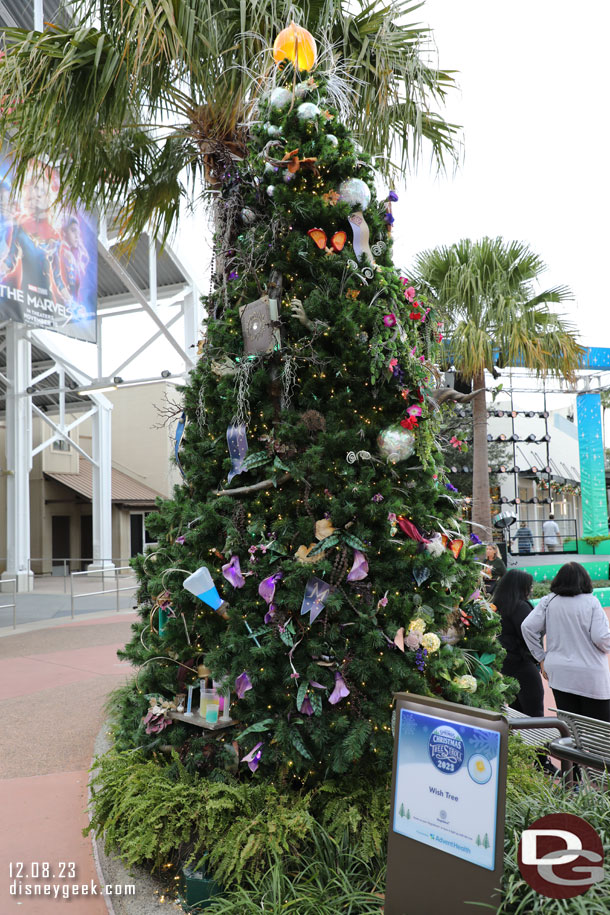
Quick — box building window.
[53,437,70,452]
[130,512,156,556]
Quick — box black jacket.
[498,599,536,664]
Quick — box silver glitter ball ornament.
[241,207,256,224]
[326,134,339,147]
[268,87,292,110]
[338,178,371,211]
[294,80,311,99]
[296,102,320,120]
[377,425,415,463]
[266,185,275,198]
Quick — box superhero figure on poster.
[53,216,90,309]
[0,172,62,301]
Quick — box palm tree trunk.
[472,370,492,542]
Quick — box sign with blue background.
[393,708,500,870]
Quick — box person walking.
[494,570,542,715]
[516,520,534,555]
[542,513,561,553]
[521,562,610,722]
[482,543,507,596]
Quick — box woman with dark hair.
[521,562,610,721]
[493,570,543,716]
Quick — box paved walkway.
[0,609,137,913]
[0,573,138,630]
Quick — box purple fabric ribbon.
[328,671,350,705]
[259,572,283,604]
[235,671,252,699]
[227,424,248,482]
[222,555,246,588]
[300,696,314,716]
[264,603,276,624]
[346,549,368,582]
[241,741,263,772]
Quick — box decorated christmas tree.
[119,25,513,784]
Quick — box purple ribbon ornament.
[222,555,246,588]
[328,671,350,705]
[241,741,263,772]
[235,671,252,699]
[300,696,314,716]
[259,572,283,604]
[346,549,368,582]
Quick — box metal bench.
[549,708,610,790]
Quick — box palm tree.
[0,0,459,243]
[412,238,582,541]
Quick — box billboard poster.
[0,158,97,342]
[393,707,501,870]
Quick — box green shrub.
[85,749,389,887]
[192,826,386,915]
[497,781,610,913]
[87,735,608,912]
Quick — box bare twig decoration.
[215,473,291,497]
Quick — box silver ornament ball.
[296,102,320,121]
[268,87,292,110]
[294,81,311,99]
[326,134,339,147]
[377,425,415,463]
[266,185,275,198]
[240,207,256,225]
[338,178,371,211]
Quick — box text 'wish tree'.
[123,24,513,784]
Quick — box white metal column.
[183,287,200,370]
[88,401,115,571]
[2,324,34,591]
[33,0,43,30]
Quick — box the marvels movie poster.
[0,158,97,343]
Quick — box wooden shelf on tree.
[168,709,235,731]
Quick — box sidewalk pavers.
[0,612,137,913]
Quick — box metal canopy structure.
[0,227,200,591]
[0,2,202,591]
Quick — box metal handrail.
[0,577,17,629]
[70,566,136,618]
[0,557,134,593]
[507,716,573,785]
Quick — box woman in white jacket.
[521,562,610,722]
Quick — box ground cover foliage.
[87,734,610,912]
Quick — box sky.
[390,0,610,350]
[40,0,610,386]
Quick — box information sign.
[385,693,508,915]
[393,708,500,870]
